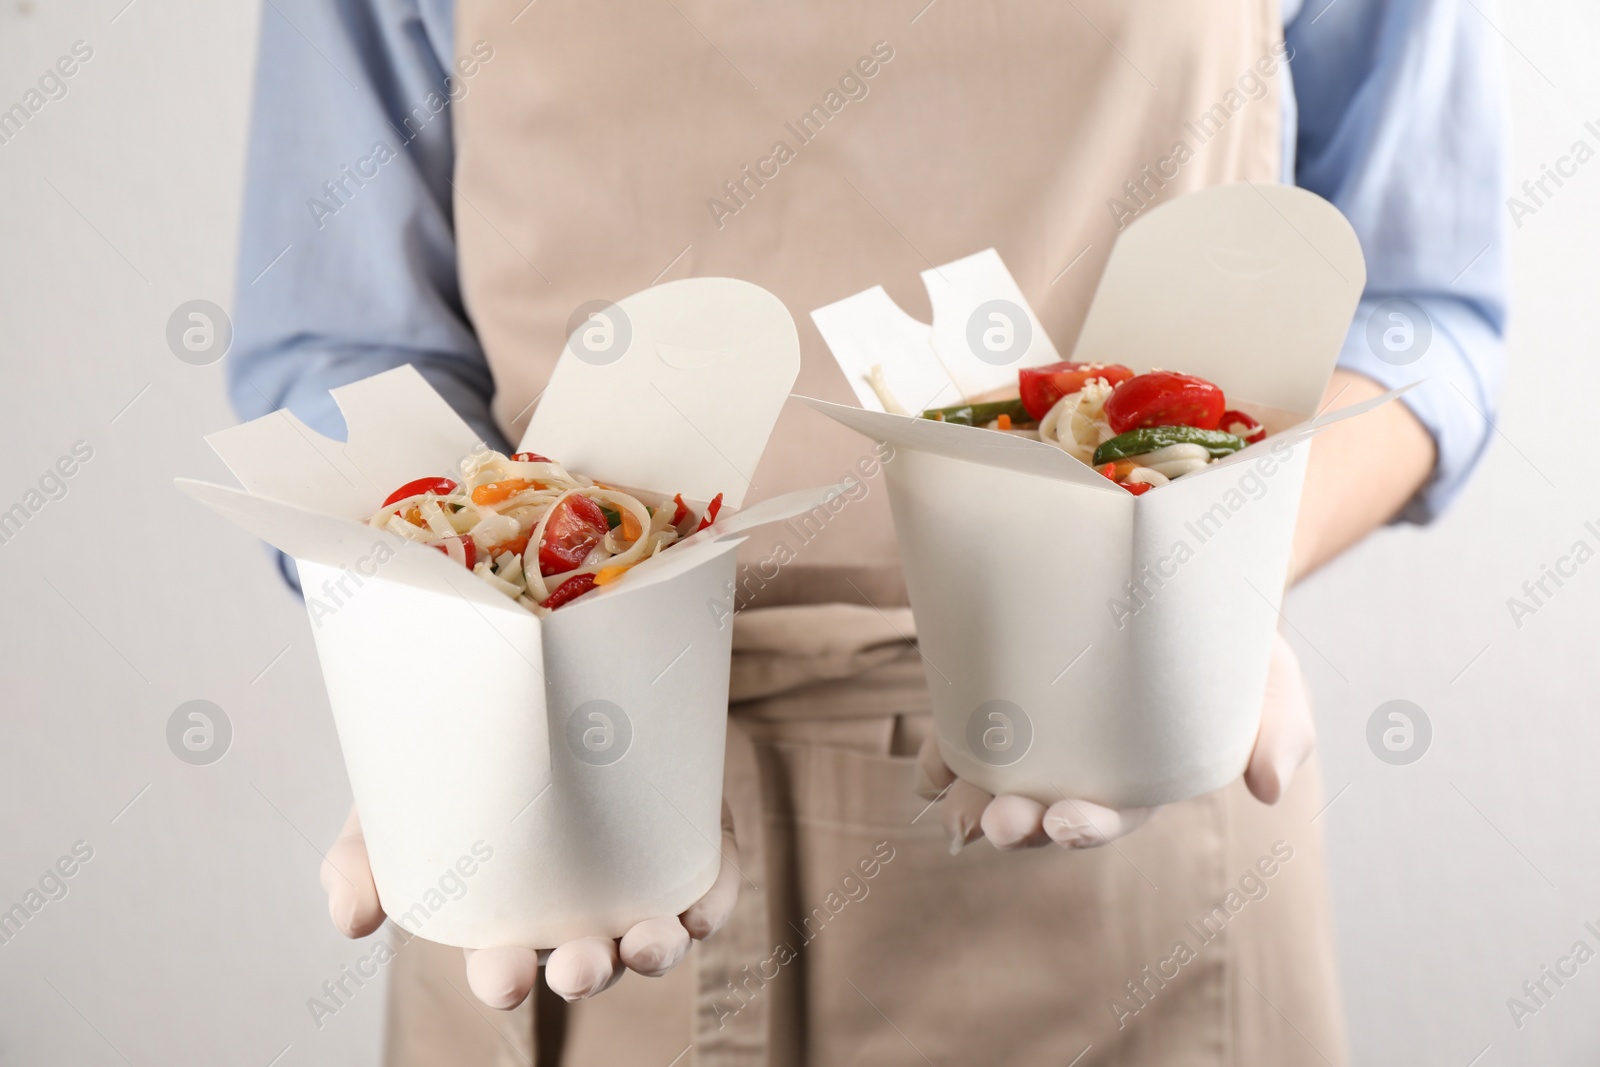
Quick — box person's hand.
[915,631,1315,852]
[318,801,741,1007]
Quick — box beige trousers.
[383,625,1346,1066]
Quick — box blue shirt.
[231,0,1507,524]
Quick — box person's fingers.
[1042,797,1153,849]
[979,794,1050,850]
[320,806,385,938]
[463,947,540,1010]
[619,916,691,978]
[681,801,739,940]
[1245,631,1317,806]
[938,777,993,855]
[913,734,958,801]
[545,936,625,1001]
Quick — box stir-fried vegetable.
[382,477,457,508]
[1092,426,1245,466]
[918,398,1030,427]
[1018,361,1133,421]
[1219,409,1266,444]
[369,449,723,614]
[1103,371,1226,433]
[880,359,1270,497]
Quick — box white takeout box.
[807,184,1406,808]
[178,278,836,947]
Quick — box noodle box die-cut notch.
[806,184,1411,809]
[177,277,843,948]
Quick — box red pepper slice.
[1218,409,1266,444]
[431,536,478,570]
[1018,361,1135,421]
[511,452,551,463]
[1117,481,1152,496]
[539,573,597,610]
[537,494,610,576]
[382,476,458,508]
[671,493,691,526]
[1103,372,1226,434]
[695,492,725,532]
[1098,462,1118,481]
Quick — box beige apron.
[381,2,1346,1063]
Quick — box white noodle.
[385,514,433,542]
[1122,443,1209,467]
[864,364,908,416]
[1148,457,1211,479]
[1125,467,1170,487]
[1033,383,1226,488]
[369,448,705,612]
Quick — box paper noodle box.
[807,184,1404,809]
[178,278,834,947]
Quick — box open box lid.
[810,248,1062,414]
[178,366,530,610]
[177,366,838,604]
[519,276,800,510]
[176,277,819,603]
[804,184,1371,490]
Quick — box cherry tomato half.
[382,476,458,509]
[1103,372,1225,434]
[537,494,610,576]
[1218,409,1266,444]
[511,452,551,464]
[431,536,478,570]
[1018,361,1135,421]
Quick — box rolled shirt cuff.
[1333,294,1504,524]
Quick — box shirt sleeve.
[228,0,506,453]
[1285,0,1509,522]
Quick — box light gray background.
[1,1,1597,1064]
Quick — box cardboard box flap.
[1205,382,1419,475]
[204,365,483,521]
[804,383,1413,494]
[178,474,849,614]
[801,398,1119,491]
[183,354,847,612]
[174,478,516,612]
[700,483,861,541]
[811,186,1363,424]
[811,248,1060,415]
[1073,183,1366,417]
[521,277,800,510]
[558,482,847,603]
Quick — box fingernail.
[986,820,1025,851]
[563,963,610,1001]
[947,824,966,855]
[1046,817,1091,848]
